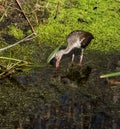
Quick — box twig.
[15,0,36,35]
[0,57,27,62]
[0,5,10,22]
[54,0,61,19]
[15,0,43,49]
[0,33,35,52]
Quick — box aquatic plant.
[100,72,120,78]
[0,56,30,79]
[47,45,61,63]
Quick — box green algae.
[35,0,120,52]
[8,25,25,40]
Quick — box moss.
[8,25,25,40]
[34,0,120,52]
[0,0,120,65]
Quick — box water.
[0,50,120,129]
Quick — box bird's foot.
[78,63,83,67]
[70,61,83,67]
[76,62,83,67]
[70,61,76,66]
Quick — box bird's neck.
[62,46,73,55]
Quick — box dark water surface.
[0,50,120,129]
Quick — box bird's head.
[55,50,64,70]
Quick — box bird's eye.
[56,56,59,60]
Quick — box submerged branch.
[0,33,36,52]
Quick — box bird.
[50,30,94,70]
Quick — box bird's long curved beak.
[56,60,60,70]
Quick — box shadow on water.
[0,48,120,129]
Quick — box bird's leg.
[56,60,60,71]
[80,49,84,65]
[71,53,75,64]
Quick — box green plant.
[8,25,25,39]
[47,45,61,63]
[100,72,120,78]
[34,0,120,52]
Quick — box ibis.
[49,30,94,70]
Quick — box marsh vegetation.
[0,0,120,129]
